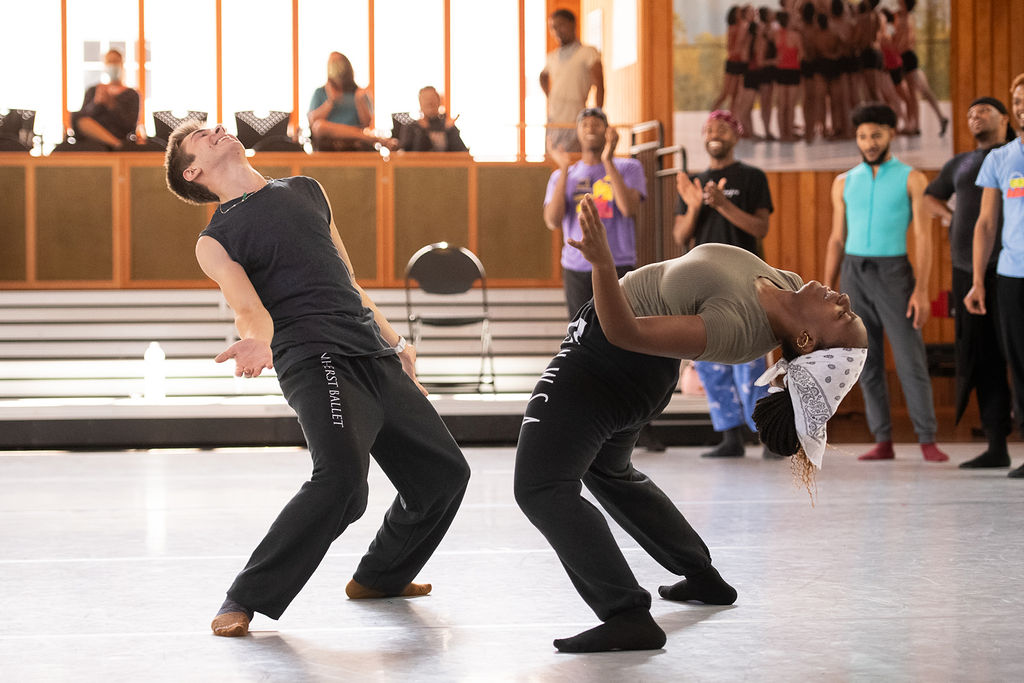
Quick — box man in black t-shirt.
[398,86,469,152]
[924,96,1015,469]
[164,120,470,637]
[673,110,774,459]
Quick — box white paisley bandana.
[755,347,868,468]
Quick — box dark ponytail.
[753,389,800,456]
[755,385,821,504]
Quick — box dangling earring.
[796,332,811,349]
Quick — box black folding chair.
[0,109,36,151]
[151,110,208,148]
[405,243,495,392]
[234,110,302,151]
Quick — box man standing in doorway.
[673,110,774,458]
[540,8,604,153]
[825,103,948,462]
[965,73,1024,479]
[924,96,1014,469]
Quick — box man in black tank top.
[164,121,470,637]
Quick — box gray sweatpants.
[841,255,937,442]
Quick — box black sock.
[702,427,745,458]
[217,597,253,620]
[959,441,1010,469]
[988,432,1009,456]
[553,608,666,653]
[658,565,737,605]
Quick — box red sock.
[858,441,895,460]
[921,443,949,462]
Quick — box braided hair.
[754,390,818,502]
[752,390,799,456]
[753,340,821,502]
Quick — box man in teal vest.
[824,103,949,462]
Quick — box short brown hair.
[164,120,218,205]
[1011,73,1024,94]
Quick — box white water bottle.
[144,341,166,400]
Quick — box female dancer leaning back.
[513,194,868,653]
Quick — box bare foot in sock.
[858,441,894,461]
[658,565,737,605]
[345,578,432,599]
[553,608,666,653]
[211,598,252,637]
[701,427,745,458]
[921,443,949,462]
[211,612,250,637]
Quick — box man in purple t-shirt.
[544,107,646,318]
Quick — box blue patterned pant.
[693,357,768,432]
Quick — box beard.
[974,124,1010,145]
[861,145,890,166]
[706,140,732,159]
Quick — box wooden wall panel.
[476,165,555,282]
[129,166,208,282]
[0,166,27,281]
[303,166,379,281]
[638,0,674,142]
[1013,5,1024,87]
[392,166,469,279]
[951,0,1024,154]
[36,166,113,282]
[994,2,1010,86]
[581,0,674,148]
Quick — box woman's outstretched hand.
[567,194,615,269]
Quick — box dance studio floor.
[2,441,1022,682]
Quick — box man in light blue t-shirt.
[965,72,1024,479]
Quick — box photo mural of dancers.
[672,0,950,143]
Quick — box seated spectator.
[70,49,140,150]
[398,86,468,152]
[308,52,397,151]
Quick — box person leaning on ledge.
[398,86,468,153]
[70,49,140,150]
[308,51,397,152]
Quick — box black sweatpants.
[952,267,1012,436]
[563,265,634,320]
[226,352,470,619]
[514,302,713,621]
[997,274,1024,434]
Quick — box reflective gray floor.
[2,442,1022,682]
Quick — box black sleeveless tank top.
[200,176,391,377]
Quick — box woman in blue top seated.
[308,52,397,151]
